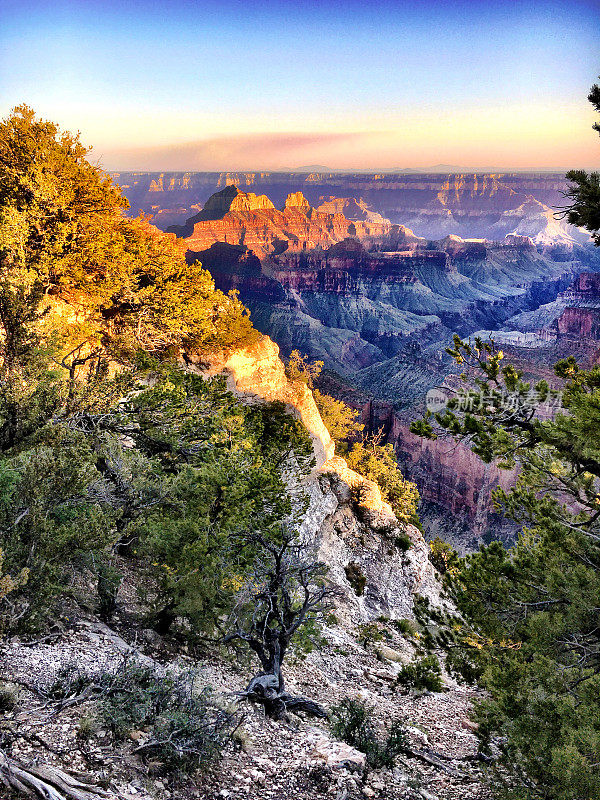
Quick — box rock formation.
[189,334,443,621]
[169,186,392,259]
[504,271,600,343]
[199,228,578,375]
[112,176,598,547]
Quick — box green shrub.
[394,531,412,552]
[330,697,407,769]
[393,618,417,638]
[395,655,444,693]
[0,683,18,711]
[99,662,234,773]
[46,663,91,701]
[445,647,483,686]
[356,622,385,648]
[428,537,459,576]
[345,562,367,596]
[97,562,122,621]
[313,389,363,456]
[346,435,420,524]
[349,481,370,522]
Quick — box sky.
[1,0,599,171]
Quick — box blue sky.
[1,0,599,169]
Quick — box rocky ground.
[0,593,492,800]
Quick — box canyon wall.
[113,170,586,244]
[116,181,598,546]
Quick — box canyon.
[114,174,599,547]
[115,170,586,245]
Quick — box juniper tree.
[224,528,336,720]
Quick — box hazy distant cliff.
[113,170,585,244]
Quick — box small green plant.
[77,713,99,740]
[98,662,235,772]
[393,618,417,637]
[0,683,18,711]
[330,697,407,769]
[349,481,370,522]
[395,655,444,693]
[345,562,366,596]
[97,562,122,621]
[356,621,385,648]
[46,663,90,700]
[394,531,412,552]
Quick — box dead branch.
[0,750,109,800]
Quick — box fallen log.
[0,750,109,800]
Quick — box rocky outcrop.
[285,191,311,210]
[192,335,334,467]
[316,196,388,224]
[506,272,600,342]
[558,307,600,338]
[391,421,517,549]
[191,334,443,621]
[170,186,392,260]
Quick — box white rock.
[310,734,366,770]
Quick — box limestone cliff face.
[192,335,334,467]
[191,334,442,621]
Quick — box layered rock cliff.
[198,227,578,376]
[169,186,392,259]
[503,271,600,344]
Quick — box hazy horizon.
[105,165,588,176]
[1,0,599,172]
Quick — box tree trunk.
[153,601,176,635]
[242,671,327,720]
[0,751,108,800]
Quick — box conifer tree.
[412,338,600,799]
